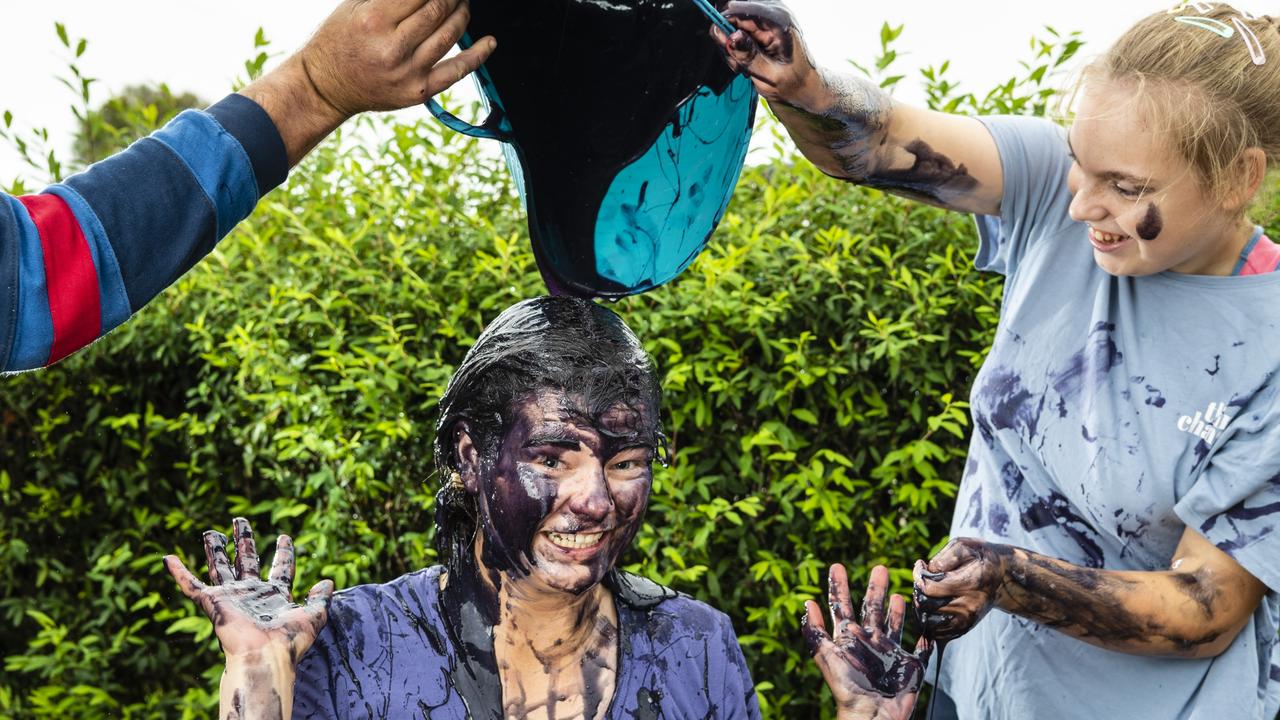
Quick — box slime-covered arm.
[712,0,1003,215]
[914,529,1266,659]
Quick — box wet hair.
[1076,4,1280,210]
[431,296,662,569]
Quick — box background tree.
[72,83,205,164]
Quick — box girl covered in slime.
[715,2,1280,718]
[163,297,928,719]
[165,297,758,718]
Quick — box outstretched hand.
[164,517,333,665]
[711,0,823,109]
[803,564,931,720]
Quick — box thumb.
[164,554,208,601]
[927,539,967,573]
[304,579,335,633]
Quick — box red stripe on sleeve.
[17,194,102,365]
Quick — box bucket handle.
[425,98,515,144]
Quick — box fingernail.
[921,570,947,581]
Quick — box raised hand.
[299,0,497,118]
[164,517,333,665]
[912,537,1011,642]
[711,1,823,108]
[239,0,497,166]
[802,564,931,720]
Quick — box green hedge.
[5,23,1233,720]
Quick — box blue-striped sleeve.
[59,94,286,313]
[205,93,289,197]
[43,185,131,335]
[0,93,288,371]
[0,195,53,371]
[0,197,18,368]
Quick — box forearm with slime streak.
[770,69,894,182]
[994,546,1237,658]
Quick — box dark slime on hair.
[434,297,660,580]
[1137,203,1163,241]
[463,0,742,295]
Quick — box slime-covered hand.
[712,0,824,109]
[165,517,332,664]
[802,564,932,720]
[913,537,1011,642]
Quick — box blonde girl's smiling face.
[1066,81,1246,277]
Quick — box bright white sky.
[0,1,1263,180]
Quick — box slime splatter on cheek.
[1137,203,1163,241]
[481,442,559,576]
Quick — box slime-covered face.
[474,389,656,595]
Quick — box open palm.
[165,517,332,663]
[802,564,932,720]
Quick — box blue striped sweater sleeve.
[0,93,287,372]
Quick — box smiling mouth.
[1090,226,1128,246]
[545,531,606,549]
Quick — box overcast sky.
[0,1,1261,180]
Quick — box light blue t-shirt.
[938,115,1280,720]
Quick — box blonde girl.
[715,2,1280,718]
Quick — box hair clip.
[1231,16,1267,65]
[1169,2,1267,65]
[1168,1,1221,13]
[1174,15,1233,36]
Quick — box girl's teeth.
[1093,228,1125,244]
[548,531,604,549]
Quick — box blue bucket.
[429,0,757,298]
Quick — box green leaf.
[792,408,818,425]
[165,616,210,636]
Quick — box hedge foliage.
[5,21,1240,720]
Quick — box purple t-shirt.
[293,565,761,719]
